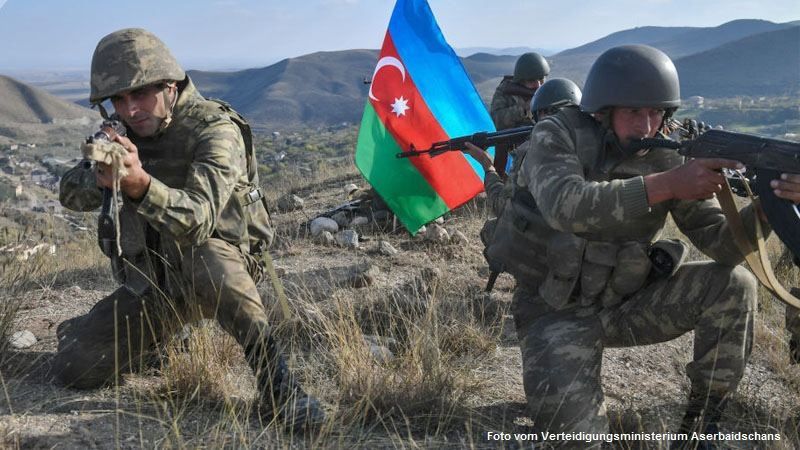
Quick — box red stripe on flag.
[369,32,482,208]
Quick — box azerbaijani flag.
[354,0,495,234]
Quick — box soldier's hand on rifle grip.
[95,134,151,200]
[644,158,744,204]
[463,142,495,173]
[772,173,800,204]
[116,134,151,200]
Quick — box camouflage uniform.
[479,138,532,275]
[482,139,531,217]
[485,79,582,217]
[481,81,582,279]
[53,29,324,430]
[489,76,535,177]
[508,108,758,448]
[54,77,279,388]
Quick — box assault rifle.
[632,128,800,311]
[318,199,364,218]
[396,125,533,158]
[630,128,800,258]
[632,128,800,175]
[86,119,127,282]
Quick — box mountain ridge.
[3,19,798,132]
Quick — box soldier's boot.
[670,392,727,450]
[244,333,326,432]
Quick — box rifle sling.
[240,241,291,321]
[263,249,292,321]
[717,179,800,309]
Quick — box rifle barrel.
[396,125,534,158]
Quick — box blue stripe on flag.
[387,0,495,177]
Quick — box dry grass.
[1,162,799,448]
[150,321,250,407]
[325,295,485,430]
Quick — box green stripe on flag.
[355,102,449,233]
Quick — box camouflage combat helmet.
[530,78,582,121]
[90,28,185,104]
[580,44,680,113]
[513,52,550,82]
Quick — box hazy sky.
[1,0,798,71]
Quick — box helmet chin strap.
[95,102,111,120]
[94,81,179,133]
[156,82,179,134]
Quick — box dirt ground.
[2,170,800,449]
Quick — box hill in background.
[189,50,378,130]
[187,19,800,128]
[676,26,800,98]
[455,46,556,57]
[3,19,798,131]
[0,75,98,145]
[0,75,95,125]
[548,19,798,85]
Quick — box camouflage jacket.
[489,77,535,175]
[489,76,535,131]
[510,107,763,307]
[60,78,270,293]
[483,138,532,217]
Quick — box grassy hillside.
[549,19,793,86]
[1,156,798,448]
[652,19,797,58]
[189,50,377,128]
[185,22,799,127]
[676,26,800,98]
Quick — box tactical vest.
[485,107,686,310]
[207,98,275,254]
[116,83,273,294]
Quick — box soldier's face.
[110,83,175,137]
[611,107,665,147]
[523,78,545,90]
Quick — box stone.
[450,229,469,244]
[348,263,379,288]
[425,224,449,243]
[9,330,36,349]
[276,193,304,212]
[314,230,335,246]
[335,230,359,249]
[377,240,398,256]
[310,217,338,237]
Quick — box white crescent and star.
[369,56,406,102]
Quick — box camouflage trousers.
[512,262,756,449]
[52,238,271,388]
